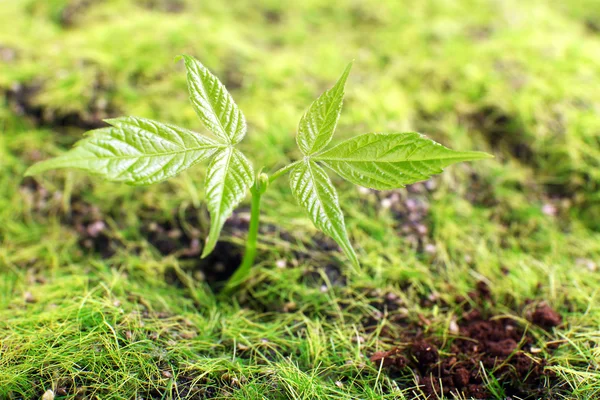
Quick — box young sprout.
[26,55,492,292]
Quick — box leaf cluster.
[26,56,491,264]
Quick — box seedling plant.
[26,55,491,292]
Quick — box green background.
[1,0,599,398]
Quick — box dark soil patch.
[462,105,599,232]
[291,232,350,272]
[361,179,437,254]
[465,170,499,207]
[20,177,120,258]
[530,303,563,329]
[221,59,245,91]
[463,105,533,164]
[5,79,116,132]
[348,3,386,27]
[22,175,354,294]
[140,205,245,290]
[585,19,600,34]
[263,9,282,24]
[25,0,99,27]
[140,203,347,292]
[370,298,563,399]
[301,263,347,288]
[468,25,493,40]
[67,197,120,258]
[20,177,61,216]
[138,0,185,13]
[58,0,98,27]
[360,289,412,338]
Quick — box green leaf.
[182,55,246,145]
[203,147,254,257]
[289,159,358,268]
[315,132,493,190]
[296,62,352,155]
[25,116,223,185]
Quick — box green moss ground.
[1,0,600,398]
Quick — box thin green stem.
[222,183,263,293]
[221,161,293,294]
[269,160,301,184]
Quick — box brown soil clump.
[371,295,563,398]
[530,303,562,329]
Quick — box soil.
[465,170,499,207]
[370,284,563,399]
[530,303,563,329]
[463,105,533,164]
[263,9,282,24]
[460,105,599,231]
[140,205,245,289]
[19,182,566,399]
[20,177,120,258]
[585,19,600,34]
[360,179,438,254]
[22,175,351,294]
[67,197,120,258]
[58,0,97,27]
[20,177,245,290]
[138,0,185,13]
[5,79,115,132]
[301,263,347,288]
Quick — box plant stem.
[222,161,295,294]
[222,183,263,293]
[269,160,301,184]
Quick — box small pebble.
[353,336,365,344]
[86,220,105,237]
[449,319,460,335]
[24,292,36,303]
[542,203,557,216]
[424,243,436,254]
[424,179,437,191]
[380,198,393,209]
[385,292,398,302]
[357,186,370,195]
[415,224,428,235]
[405,198,418,211]
[41,390,54,400]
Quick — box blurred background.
[1,0,600,398]
[2,0,600,226]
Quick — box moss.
[1,0,600,398]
